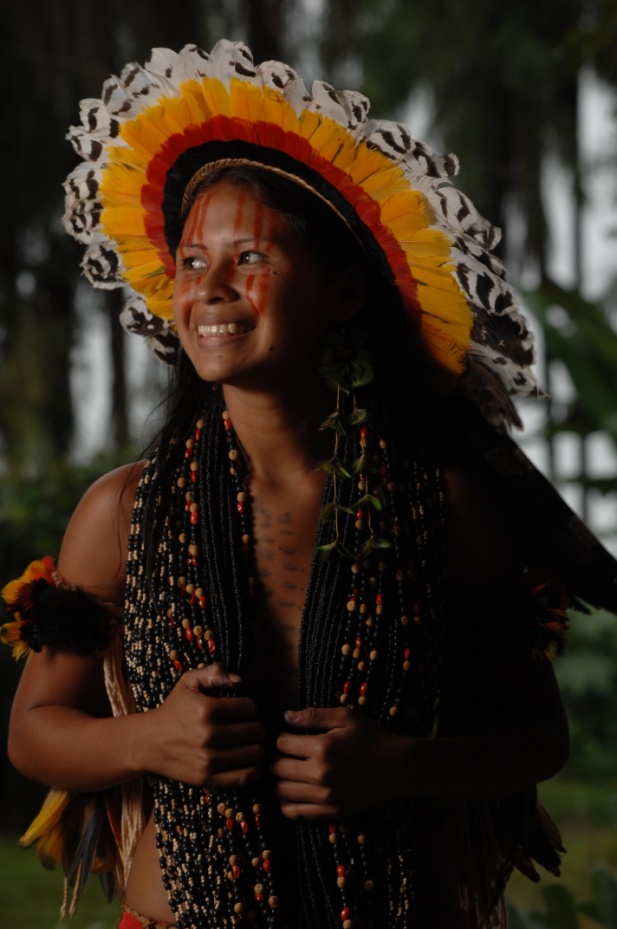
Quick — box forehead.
[180,180,288,241]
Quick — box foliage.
[507,864,617,928]
[526,281,617,453]
[554,605,617,782]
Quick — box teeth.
[197,322,248,336]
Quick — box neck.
[221,383,334,484]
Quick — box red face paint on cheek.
[245,205,278,316]
[246,270,273,316]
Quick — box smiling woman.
[3,37,617,929]
[171,178,359,389]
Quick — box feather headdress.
[63,39,539,426]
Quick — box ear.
[332,265,366,322]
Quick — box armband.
[524,566,570,660]
[1,556,114,660]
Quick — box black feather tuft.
[28,583,113,656]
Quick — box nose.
[196,259,237,304]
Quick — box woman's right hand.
[141,663,265,788]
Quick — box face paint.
[172,180,347,391]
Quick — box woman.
[4,39,615,929]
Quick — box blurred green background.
[1,1,617,926]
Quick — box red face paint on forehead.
[180,189,217,246]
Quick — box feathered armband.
[524,566,571,660]
[1,556,114,660]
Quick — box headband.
[63,39,539,426]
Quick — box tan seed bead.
[178,576,187,587]
[188,543,198,555]
[197,662,206,669]
[262,849,271,859]
[234,902,243,914]
[357,833,366,844]
[182,618,190,629]
[376,605,384,616]
[177,477,186,488]
[235,811,245,822]
[414,613,422,625]
[229,855,238,865]
[351,562,361,574]
[251,857,260,868]
[358,696,366,706]
[179,533,188,544]
[217,802,226,815]
[370,649,378,661]
[337,877,346,888]
[357,661,367,672]
[190,502,198,513]
[389,705,398,716]
[400,615,410,626]
[185,438,194,449]
[347,600,357,612]
[340,693,349,705]
[387,480,397,492]
[403,660,411,671]
[190,461,198,472]
[222,410,229,419]
[341,643,352,656]
[343,920,353,929]
[224,807,234,819]
[365,617,374,628]
[253,803,262,814]
[195,587,204,597]
[268,896,278,908]
[204,629,213,640]
[359,603,367,615]
[254,883,264,894]
[328,834,337,844]
[237,491,246,502]
[364,879,374,891]
[229,449,239,461]
[242,533,251,545]
[185,584,195,595]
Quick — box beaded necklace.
[124,387,447,929]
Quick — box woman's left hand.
[272,706,408,820]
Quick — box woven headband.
[62,38,539,426]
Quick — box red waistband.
[118,909,176,929]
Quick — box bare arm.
[8,463,264,793]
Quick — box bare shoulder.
[57,460,146,605]
[443,462,523,606]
